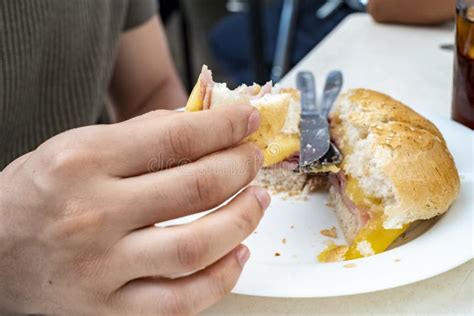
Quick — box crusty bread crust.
[330,89,460,227]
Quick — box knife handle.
[321,70,343,118]
[297,71,317,115]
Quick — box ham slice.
[197,66,277,110]
[267,153,300,171]
[199,66,214,110]
[329,172,370,230]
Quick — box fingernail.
[236,245,250,268]
[254,187,271,210]
[246,110,260,136]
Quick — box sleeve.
[124,0,157,30]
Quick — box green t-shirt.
[0,0,157,169]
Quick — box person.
[367,0,456,25]
[210,0,355,85]
[0,1,269,314]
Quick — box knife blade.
[297,71,331,170]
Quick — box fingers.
[109,186,269,281]
[103,105,260,177]
[113,245,249,315]
[112,142,263,230]
[126,109,178,122]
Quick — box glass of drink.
[453,0,474,129]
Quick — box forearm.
[368,0,456,25]
[115,73,187,121]
[110,16,187,122]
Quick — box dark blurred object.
[345,0,368,11]
[210,0,356,85]
[159,0,194,91]
[452,1,474,129]
[441,43,455,51]
[248,0,266,84]
[271,0,299,82]
[227,0,248,12]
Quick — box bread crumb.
[394,258,401,262]
[344,263,357,268]
[281,238,287,244]
[253,231,258,234]
[290,225,295,229]
[274,252,281,257]
[325,200,334,207]
[320,227,338,238]
[317,243,349,262]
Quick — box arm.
[367,0,456,25]
[109,15,187,121]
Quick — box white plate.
[165,115,473,298]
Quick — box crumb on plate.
[320,227,338,238]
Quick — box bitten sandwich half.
[186,65,301,167]
[321,89,460,261]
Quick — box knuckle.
[190,172,215,206]
[53,204,106,240]
[175,231,207,271]
[222,115,239,144]
[168,121,194,156]
[71,248,106,280]
[233,207,259,234]
[47,147,90,176]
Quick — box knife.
[321,70,343,119]
[297,72,330,171]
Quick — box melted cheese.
[344,214,408,260]
[345,177,382,209]
[318,177,409,262]
[343,177,408,260]
[308,164,341,174]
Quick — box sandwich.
[185,66,461,260]
[321,89,460,261]
[186,66,322,196]
[186,65,301,167]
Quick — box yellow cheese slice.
[185,78,204,112]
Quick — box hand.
[0,105,269,315]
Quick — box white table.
[203,14,473,315]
